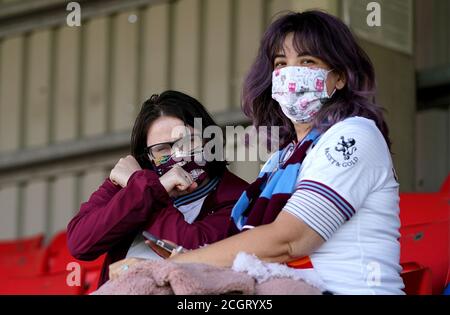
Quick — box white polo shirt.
[281,116,404,294]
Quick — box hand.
[109,155,142,188]
[158,165,198,198]
[108,257,144,280]
[145,239,187,259]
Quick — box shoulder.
[324,117,382,140]
[310,116,391,169]
[320,116,389,153]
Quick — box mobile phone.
[142,231,177,253]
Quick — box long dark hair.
[131,90,227,177]
[242,10,391,150]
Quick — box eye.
[274,58,286,69]
[153,144,171,153]
[301,58,315,65]
[275,62,286,69]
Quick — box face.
[146,116,202,164]
[273,33,346,96]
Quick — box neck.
[294,122,313,144]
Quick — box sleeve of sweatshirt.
[145,199,236,250]
[145,171,248,249]
[67,169,171,260]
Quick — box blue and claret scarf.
[228,129,322,236]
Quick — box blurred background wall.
[0,0,448,241]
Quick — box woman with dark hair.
[67,90,248,287]
[167,11,404,294]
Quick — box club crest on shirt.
[324,136,359,168]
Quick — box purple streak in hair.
[242,10,392,151]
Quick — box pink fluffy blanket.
[93,253,324,295]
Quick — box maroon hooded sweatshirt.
[67,168,248,287]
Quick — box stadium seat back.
[44,231,105,293]
[0,234,44,255]
[400,262,433,295]
[399,192,449,294]
[0,248,47,278]
[0,271,84,295]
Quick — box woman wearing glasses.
[67,90,248,287]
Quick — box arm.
[110,201,236,279]
[146,170,249,249]
[169,120,388,267]
[67,169,171,260]
[169,211,324,267]
[146,200,235,250]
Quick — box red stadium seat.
[44,231,105,294]
[0,248,47,278]
[399,182,449,294]
[0,270,85,295]
[45,231,105,272]
[441,174,450,290]
[0,231,105,294]
[400,262,433,295]
[0,234,44,255]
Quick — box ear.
[335,72,347,90]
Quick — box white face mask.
[271,66,335,123]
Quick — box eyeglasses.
[144,134,203,163]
